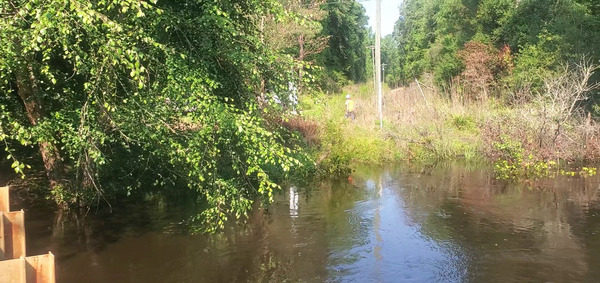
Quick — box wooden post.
[0,256,27,283]
[0,211,5,260]
[26,253,56,283]
[0,186,9,213]
[3,210,26,259]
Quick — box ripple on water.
[21,165,600,282]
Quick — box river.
[20,163,600,282]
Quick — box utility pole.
[375,0,382,129]
[382,63,387,84]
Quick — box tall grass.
[301,78,485,166]
[300,65,600,175]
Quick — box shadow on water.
[19,162,600,282]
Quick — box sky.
[360,0,403,36]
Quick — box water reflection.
[22,163,600,282]
[390,164,600,282]
[289,186,299,218]
[331,170,468,282]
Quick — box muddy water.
[22,164,600,282]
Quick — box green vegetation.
[302,81,483,167]
[321,0,369,84]
[1,0,599,232]
[303,72,599,180]
[386,0,600,90]
[0,0,376,231]
[299,0,600,180]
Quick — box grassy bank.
[299,75,600,179]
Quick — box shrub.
[457,41,504,101]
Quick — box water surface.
[22,164,600,282]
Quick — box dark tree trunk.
[14,60,69,208]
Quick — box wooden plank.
[0,186,9,213]
[0,211,5,260]
[26,252,56,283]
[3,210,26,259]
[0,256,27,283]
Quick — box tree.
[263,0,330,94]
[381,34,403,87]
[393,0,600,92]
[0,0,308,231]
[321,0,369,83]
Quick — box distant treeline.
[381,0,600,96]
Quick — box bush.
[314,69,349,94]
[457,41,504,101]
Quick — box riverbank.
[299,78,600,179]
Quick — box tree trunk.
[14,60,69,207]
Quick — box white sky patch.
[361,0,403,36]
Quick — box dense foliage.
[387,0,600,92]
[320,0,369,85]
[261,0,371,93]
[0,0,316,231]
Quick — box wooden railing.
[0,186,55,283]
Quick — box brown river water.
[16,163,600,282]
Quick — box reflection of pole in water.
[374,177,383,262]
[290,186,299,218]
